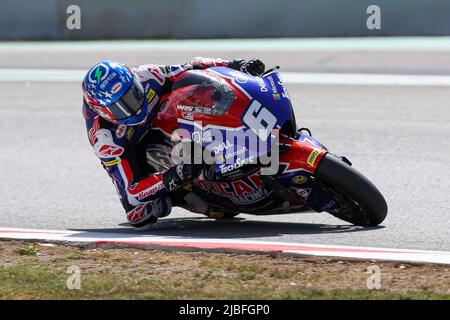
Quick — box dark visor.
[106,77,145,120]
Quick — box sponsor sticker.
[292,175,307,184]
[278,79,290,99]
[181,111,194,121]
[177,105,194,112]
[220,156,255,174]
[116,124,127,138]
[257,77,268,92]
[229,71,250,83]
[88,63,109,84]
[324,200,336,209]
[111,82,122,94]
[146,88,156,104]
[307,148,321,167]
[296,188,311,199]
[126,127,134,140]
[195,106,213,115]
[192,130,213,143]
[103,158,121,167]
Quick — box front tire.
[315,154,388,226]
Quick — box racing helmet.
[82,61,149,125]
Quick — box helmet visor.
[106,77,145,120]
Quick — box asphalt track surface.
[0,39,449,251]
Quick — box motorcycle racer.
[82,57,265,229]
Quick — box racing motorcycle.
[150,66,388,226]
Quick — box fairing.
[153,67,299,176]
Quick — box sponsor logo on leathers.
[116,124,127,138]
[127,205,147,224]
[94,129,124,159]
[137,182,164,200]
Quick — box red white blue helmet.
[82,61,149,125]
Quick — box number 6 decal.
[243,100,277,141]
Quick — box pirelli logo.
[307,148,321,167]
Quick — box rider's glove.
[240,58,266,76]
[227,59,246,71]
[163,164,202,192]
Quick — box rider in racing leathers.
[82,57,265,229]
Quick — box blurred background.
[2,0,450,39]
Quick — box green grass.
[18,244,38,256]
[0,241,449,300]
[0,263,448,300]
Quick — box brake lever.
[261,66,280,77]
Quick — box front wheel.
[315,154,388,226]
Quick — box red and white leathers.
[83,58,233,228]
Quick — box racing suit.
[83,57,248,228]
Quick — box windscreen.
[173,71,235,115]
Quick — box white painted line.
[281,72,450,86]
[2,68,450,87]
[0,69,86,82]
[1,37,450,51]
[1,227,449,265]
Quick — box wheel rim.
[316,179,371,225]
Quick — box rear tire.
[315,154,388,226]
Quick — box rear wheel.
[315,154,388,226]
